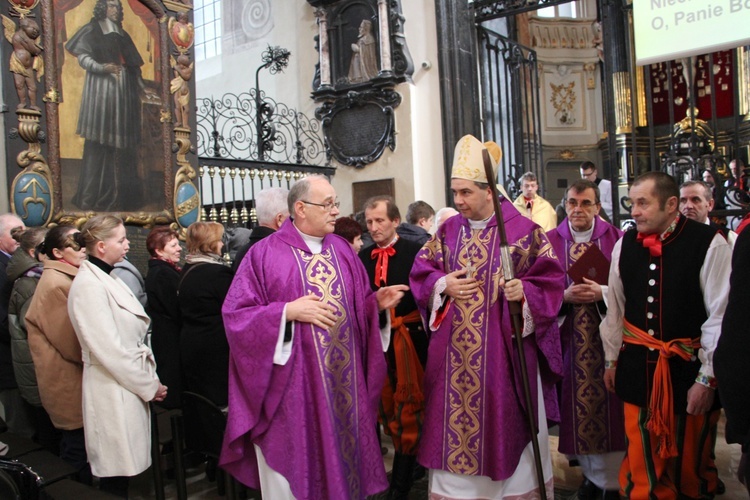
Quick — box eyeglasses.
[566,199,598,209]
[301,200,340,212]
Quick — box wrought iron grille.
[477,25,543,200]
[196,92,328,167]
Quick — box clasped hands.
[563,278,602,304]
[444,269,524,302]
[286,285,409,331]
[152,383,168,402]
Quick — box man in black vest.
[600,172,731,498]
[359,195,426,500]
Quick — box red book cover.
[567,244,610,286]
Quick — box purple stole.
[220,220,387,499]
[547,217,626,455]
[410,198,565,481]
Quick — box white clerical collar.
[377,235,399,249]
[701,218,711,226]
[99,18,123,36]
[569,217,595,243]
[293,223,324,254]
[468,213,493,230]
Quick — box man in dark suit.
[231,187,289,273]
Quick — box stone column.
[377,0,392,75]
[315,8,332,88]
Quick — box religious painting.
[56,0,168,216]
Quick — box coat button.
[649,279,656,286]
[650,263,657,270]
[647,296,654,303]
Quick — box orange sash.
[390,309,424,409]
[622,319,701,458]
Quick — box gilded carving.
[2,14,43,111]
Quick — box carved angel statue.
[171,54,194,129]
[2,15,44,111]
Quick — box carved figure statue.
[2,15,44,111]
[591,21,603,63]
[171,54,193,129]
[348,19,378,83]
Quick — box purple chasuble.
[547,217,626,456]
[219,219,388,499]
[409,197,565,481]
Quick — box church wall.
[195,1,445,219]
[524,9,609,204]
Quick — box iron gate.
[477,25,543,200]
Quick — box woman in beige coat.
[68,215,167,497]
[26,225,89,482]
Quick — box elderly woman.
[144,226,182,409]
[26,225,89,482]
[178,221,233,407]
[67,215,167,497]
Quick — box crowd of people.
[0,135,748,499]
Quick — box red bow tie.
[637,232,662,257]
[371,246,396,286]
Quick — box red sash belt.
[390,309,424,409]
[622,319,701,458]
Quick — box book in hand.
[567,244,610,286]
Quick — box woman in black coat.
[178,222,233,408]
[145,227,183,409]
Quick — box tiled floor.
[129,414,748,499]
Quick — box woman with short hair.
[144,226,183,409]
[67,215,167,497]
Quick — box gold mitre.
[451,135,503,183]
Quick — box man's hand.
[377,284,409,311]
[104,63,121,75]
[444,269,479,299]
[152,384,168,402]
[287,293,338,330]
[502,278,524,302]
[604,368,616,393]
[686,382,715,415]
[564,278,603,304]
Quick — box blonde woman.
[178,221,232,408]
[67,215,167,497]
